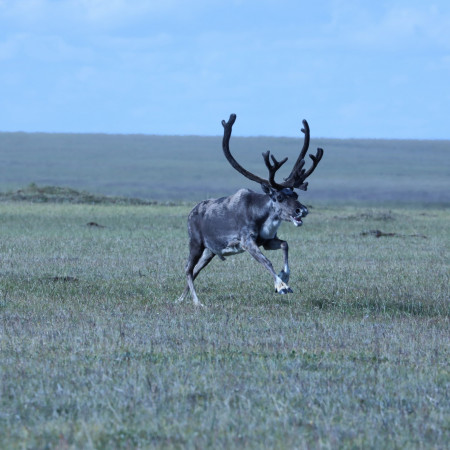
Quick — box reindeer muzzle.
[291,206,308,227]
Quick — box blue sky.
[1,0,449,138]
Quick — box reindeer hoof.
[274,277,293,295]
[193,300,207,308]
[278,287,293,295]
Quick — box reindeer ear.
[261,183,276,198]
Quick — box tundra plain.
[0,132,449,448]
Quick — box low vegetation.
[0,194,448,448]
[1,131,449,204]
[0,183,159,205]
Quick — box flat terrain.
[0,199,448,448]
[1,132,449,204]
[0,131,448,447]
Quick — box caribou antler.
[222,114,323,191]
[281,120,309,188]
[222,114,271,186]
[262,151,288,190]
[280,119,324,191]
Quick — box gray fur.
[178,187,308,306]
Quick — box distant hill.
[0,132,449,205]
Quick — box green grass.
[0,200,448,448]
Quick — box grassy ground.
[0,199,448,448]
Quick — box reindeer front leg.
[243,236,293,294]
[263,237,290,285]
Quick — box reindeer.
[178,114,324,306]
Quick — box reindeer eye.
[277,194,284,202]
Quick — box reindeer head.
[260,184,309,227]
[221,114,323,226]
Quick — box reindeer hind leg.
[179,240,215,306]
[193,249,215,279]
[177,248,215,304]
[177,284,190,304]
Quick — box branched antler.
[222,114,268,185]
[222,114,323,191]
[262,151,288,190]
[280,119,323,190]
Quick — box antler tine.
[222,114,268,185]
[302,147,324,179]
[262,151,288,190]
[299,119,310,161]
[281,119,323,190]
[282,119,310,187]
[295,147,324,191]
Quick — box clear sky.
[1,0,449,138]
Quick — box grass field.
[0,130,449,447]
[0,195,448,448]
